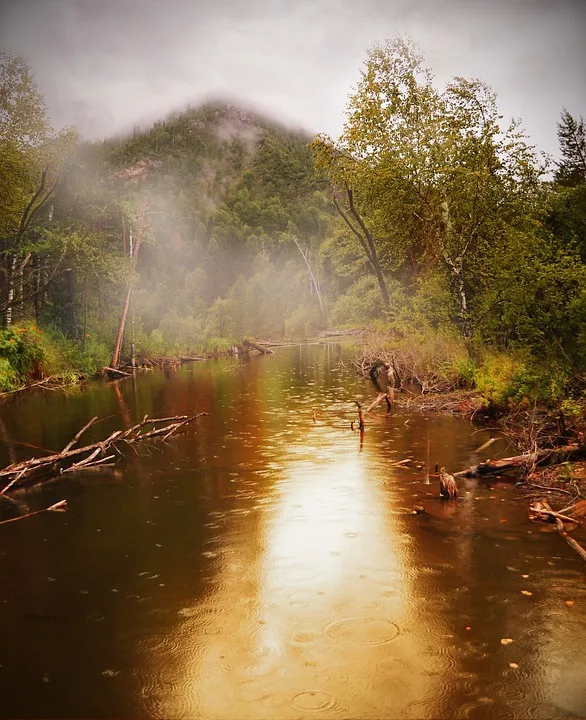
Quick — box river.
[0,344,584,719]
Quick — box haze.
[1,0,585,156]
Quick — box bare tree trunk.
[111,200,147,368]
[440,199,472,339]
[291,235,327,321]
[33,255,41,322]
[4,255,18,327]
[67,270,78,341]
[82,281,88,351]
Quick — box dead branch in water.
[0,375,85,398]
[101,366,132,378]
[242,339,274,355]
[0,413,208,495]
[366,392,392,414]
[530,498,586,563]
[454,445,585,479]
[0,499,67,526]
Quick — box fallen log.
[0,413,208,494]
[242,339,274,355]
[533,498,586,563]
[102,366,132,378]
[454,445,585,478]
[320,328,364,337]
[0,375,63,398]
[529,505,578,525]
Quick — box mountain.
[49,101,335,350]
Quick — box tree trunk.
[440,200,471,338]
[454,445,585,478]
[33,255,41,323]
[291,235,327,321]
[333,189,390,308]
[67,270,78,342]
[111,200,147,368]
[4,255,17,327]
[82,281,88,351]
[455,269,471,339]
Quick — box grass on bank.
[357,321,586,433]
[0,321,237,393]
[2,319,585,442]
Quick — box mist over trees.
[0,40,584,404]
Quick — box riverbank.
[0,322,243,396]
[351,326,586,534]
[2,342,584,718]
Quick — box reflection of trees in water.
[1,346,584,718]
[0,413,17,466]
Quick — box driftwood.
[242,339,274,355]
[0,376,61,398]
[529,506,579,525]
[454,445,585,478]
[531,498,586,563]
[0,499,67,526]
[320,328,364,338]
[366,392,392,414]
[0,413,208,494]
[0,374,85,398]
[102,366,132,378]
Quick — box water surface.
[0,345,585,719]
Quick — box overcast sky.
[1,0,584,157]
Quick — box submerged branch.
[0,413,209,495]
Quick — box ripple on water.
[235,626,282,660]
[524,703,575,719]
[233,679,287,706]
[139,674,198,719]
[460,696,517,720]
[325,616,400,646]
[420,645,459,676]
[291,631,320,643]
[290,690,344,713]
[461,638,490,661]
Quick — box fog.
[1,0,585,155]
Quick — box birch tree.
[312,36,543,337]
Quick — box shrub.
[285,305,323,340]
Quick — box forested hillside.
[35,101,338,360]
[1,40,585,421]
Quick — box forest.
[1,38,585,421]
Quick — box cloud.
[0,0,584,156]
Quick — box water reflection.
[150,419,439,718]
[0,345,585,719]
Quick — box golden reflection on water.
[159,427,435,719]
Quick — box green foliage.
[472,351,573,408]
[0,322,108,389]
[330,276,385,325]
[555,109,586,186]
[312,35,544,337]
[0,44,583,424]
[0,324,44,378]
[285,305,322,340]
[0,357,18,391]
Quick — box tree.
[555,108,586,186]
[0,48,77,326]
[312,36,543,337]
